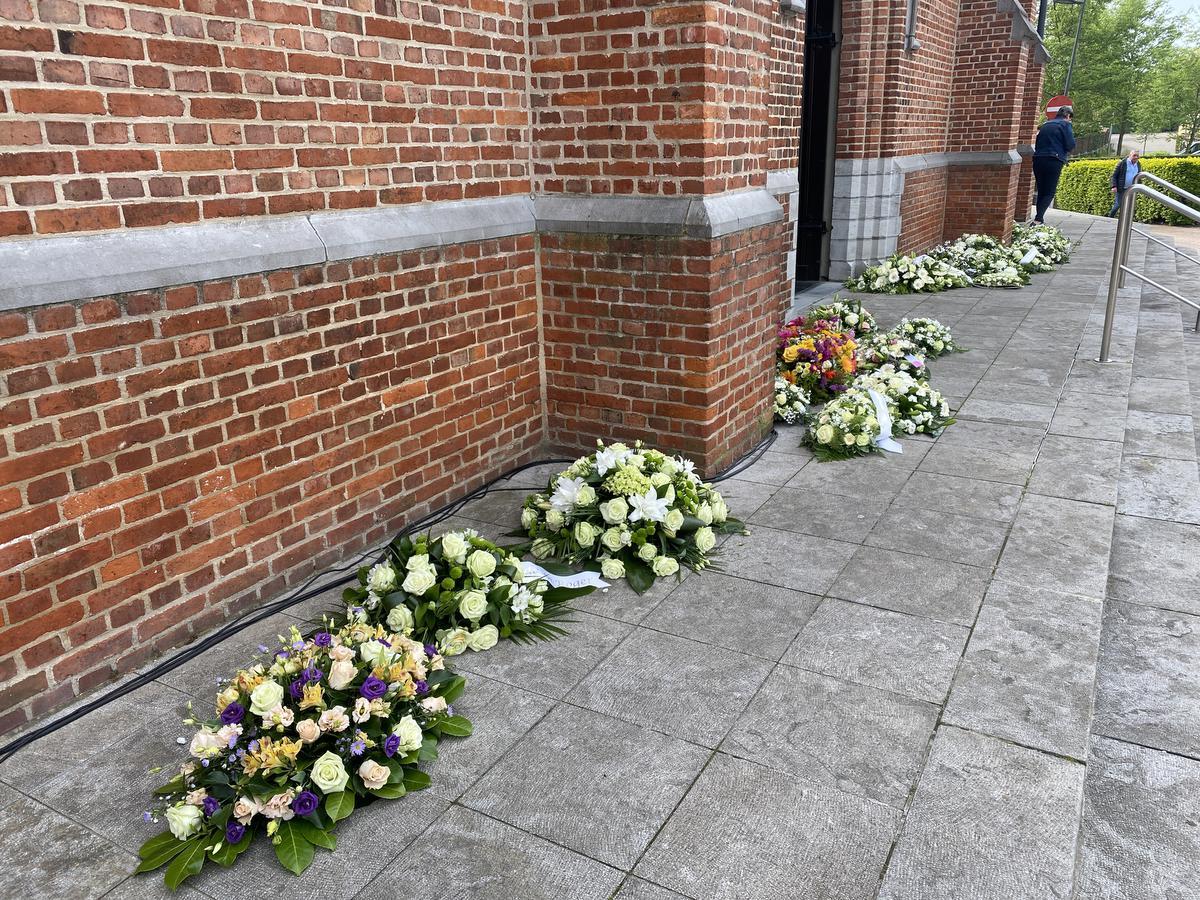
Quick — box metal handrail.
[1113,171,1200,287]
[1099,182,1200,362]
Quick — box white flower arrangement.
[519,440,745,593]
[855,331,928,379]
[854,365,955,437]
[803,298,877,336]
[1011,222,1071,264]
[803,388,883,460]
[773,377,810,425]
[928,233,1031,288]
[889,317,962,358]
[845,253,969,295]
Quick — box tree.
[1136,43,1200,148]
[1043,0,1181,152]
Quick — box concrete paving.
[2,210,1198,899]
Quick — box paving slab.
[865,505,1010,568]
[1077,736,1200,900]
[784,455,915,500]
[635,753,900,900]
[1094,601,1200,758]
[578,572,684,625]
[1027,434,1123,506]
[722,665,938,807]
[942,580,1102,759]
[706,476,780,519]
[1123,410,1197,460]
[995,493,1114,599]
[1107,514,1200,616]
[877,726,1085,900]
[0,783,133,900]
[1049,391,1128,443]
[783,598,969,704]
[613,878,691,900]
[643,571,821,661]
[895,471,1024,521]
[748,486,892,541]
[1117,454,1200,524]
[731,450,810,486]
[1128,376,1192,414]
[717,526,858,594]
[568,627,773,748]
[826,544,989,625]
[956,397,1056,428]
[358,805,624,900]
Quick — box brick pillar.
[1014,42,1046,222]
[530,0,789,475]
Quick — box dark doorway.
[794,0,840,284]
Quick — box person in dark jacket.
[1031,106,1076,224]
[1107,150,1141,217]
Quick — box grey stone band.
[766,169,799,196]
[0,189,783,309]
[892,149,1023,173]
[997,0,1051,64]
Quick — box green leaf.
[369,783,407,800]
[624,558,656,594]
[438,674,467,704]
[324,790,355,823]
[135,833,188,873]
[273,821,316,876]
[208,828,252,867]
[418,733,439,762]
[163,837,207,890]
[153,775,186,797]
[540,585,595,604]
[292,820,337,852]
[402,768,432,792]
[437,715,473,737]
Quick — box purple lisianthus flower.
[378,638,391,648]
[289,679,305,701]
[415,680,429,695]
[275,650,289,659]
[302,666,323,684]
[424,643,437,658]
[383,733,401,758]
[360,675,388,700]
[292,790,319,817]
[226,821,246,844]
[313,632,332,647]
[202,796,220,817]
[219,702,245,725]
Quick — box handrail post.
[1100,188,1137,363]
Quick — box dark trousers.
[1032,156,1064,223]
[1108,189,1125,217]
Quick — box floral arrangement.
[773,376,810,425]
[855,331,927,379]
[776,316,858,400]
[803,298,877,337]
[844,253,969,294]
[928,234,1031,288]
[137,622,471,888]
[803,388,882,460]
[517,440,745,593]
[890,317,962,358]
[342,529,590,656]
[854,365,955,437]
[1011,222,1071,264]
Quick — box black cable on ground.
[0,431,777,764]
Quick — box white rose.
[664,508,685,533]
[601,528,625,552]
[694,526,716,554]
[599,497,628,524]
[391,715,423,753]
[710,494,728,524]
[651,556,680,578]
[575,485,597,506]
[440,532,469,563]
[546,509,565,531]
[249,680,284,718]
[189,728,224,759]
[232,796,260,825]
[366,562,397,594]
[359,640,397,667]
[165,803,203,840]
[601,557,626,579]
[696,503,713,525]
[402,566,438,596]
[531,538,556,559]
[520,508,538,530]
[649,472,671,487]
[386,604,414,633]
[458,589,489,621]
[421,696,448,714]
[843,434,856,446]
[438,627,470,656]
[327,660,358,690]
[466,549,497,579]
[296,719,321,743]
[573,521,597,547]
[310,751,349,794]
[855,433,870,447]
[637,543,657,562]
[357,759,390,790]
[467,624,499,651]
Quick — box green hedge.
[1056,157,1200,226]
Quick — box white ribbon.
[521,561,609,590]
[1020,247,1038,266]
[867,388,903,454]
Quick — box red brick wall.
[944,163,1021,238]
[541,220,789,473]
[0,0,531,238]
[0,235,543,733]
[768,4,803,171]
[879,0,958,156]
[898,165,947,251]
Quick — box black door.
[795,0,839,284]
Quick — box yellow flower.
[781,345,800,363]
[299,683,326,711]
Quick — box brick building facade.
[0,0,1044,732]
